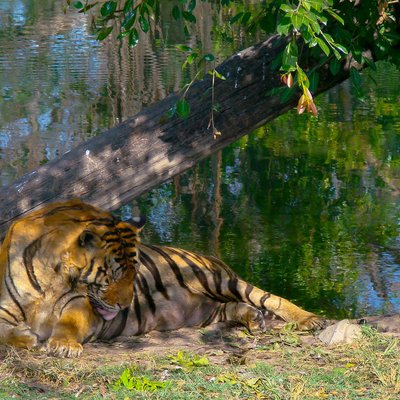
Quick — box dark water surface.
[1,1,399,318]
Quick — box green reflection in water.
[126,64,400,319]
[0,1,398,320]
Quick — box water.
[0,1,399,319]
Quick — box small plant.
[113,368,169,392]
[168,350,209,370]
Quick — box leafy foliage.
[168,351,210,370]
[113,368,169,392]
[66,0,399,116]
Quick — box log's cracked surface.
[0,35,352,241]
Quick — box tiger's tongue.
[96,307,119,321]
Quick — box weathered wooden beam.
[0,35,351,240]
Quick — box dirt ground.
[0,314,399,399]
[0,318,327,385]
[0,320,289,368]
[1,314,398,369]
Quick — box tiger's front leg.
[47,297,98,357]
[0,320,38,350]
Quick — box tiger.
[0,199,145,357]
[0,199,324,357]
[92,227,326,340]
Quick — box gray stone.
[318,319,362,345]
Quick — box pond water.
[0,1,399,319]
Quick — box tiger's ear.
[126,216,146,231]
[79,229,103,249]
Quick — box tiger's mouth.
[88,296,121,321]
[95,307,119,321]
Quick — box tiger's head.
[2,199,146,322]
[63,216,146,321]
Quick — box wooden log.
[0,35,351,240]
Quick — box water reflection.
[0,0,399,318]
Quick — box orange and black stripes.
[139,251,169,299]
[23,235,45,295]
[145,245,189,290]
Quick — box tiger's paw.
[246,309,267,334]
[296,314,326,331]
[8,323,38,349]
[47,337,83,358]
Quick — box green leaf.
[188,0,196,13]
[280,4,293,13]
[140,2,149,15]
[122,10,137,30]
[80,2,98,13]
[241,12,251,25]
[139,15,149,33]
[230,12,243,25]
[182,11,196,23]
[302,28,313,43]
[364,57,377,71]
[177,99,190,118]
[317,15,327,25]
[97,26,113,40]
[310,20,321,34]
[350,67,364,98]
[291,13,305,30]
[176,44,192,52]
[282,41,298,70]
[123,0,134,12]
[307,0,324,12]
[351,46,363,63]
[214,69,226,80]
[117,31,130,39]
[333,48,341,60]
[316,37,330,56]
[297,66,309,88]
[329,59,341,75]
[183,52,198,67]
[323,33,334,43]
[333,43,348,55]
[203,53,215,62]
[350,67,362,88]
[128,28,139,47]
[100,1,117,17]
[327,9,344,25]
[72,1,84,9]
[172,5,181,20]
[183,24,190,36]
[259,14,276,33]
[277,16,291,36]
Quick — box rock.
[318,319,362,345]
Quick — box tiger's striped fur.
[94,243,325,340]
[0,199,144,357]
[0,200,324,357]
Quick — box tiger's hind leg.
[204,302,267,333]
[203,255,325,331]
[255,292,325,331]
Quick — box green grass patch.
[0,327,398,399]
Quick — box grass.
[0,326,398,400]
